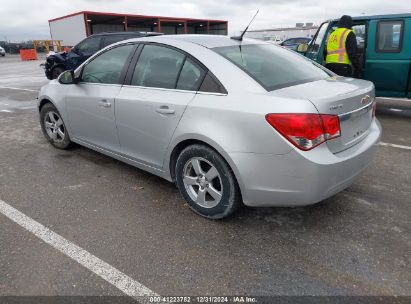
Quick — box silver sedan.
[38,35,381,219]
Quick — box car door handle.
[98,99,111,108]
[156,106,175,115]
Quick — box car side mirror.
[58,70,79,85]
[296,43,309,53]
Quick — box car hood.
[47,51,68,62]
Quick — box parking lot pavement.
[0,55,410,298]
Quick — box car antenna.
[231,10,259,42]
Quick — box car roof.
[128,34,267,49]
[330,13,411,22]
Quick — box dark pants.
[325,63,352,77]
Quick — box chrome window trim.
[77,82,123,88]
[120,84,227,96]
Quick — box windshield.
[213,44,330,91]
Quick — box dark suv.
[43,32,162,79]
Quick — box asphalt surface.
[0,54,410,299]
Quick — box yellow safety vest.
[326,28,353,65]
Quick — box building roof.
[48,11,227,23]
[350,13,411,21]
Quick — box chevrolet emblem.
[361,95,370,105]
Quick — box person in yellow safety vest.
[324,15,361,78]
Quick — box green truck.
[299,14,411,98]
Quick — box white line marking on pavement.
[379,142,411,150]
[0,110,13,113]
[0,199,158,299]
[0,86,39,92]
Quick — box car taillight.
[265,113,341,151]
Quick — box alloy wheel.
[44,111,65,143]
[182,157,223,208]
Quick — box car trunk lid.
[269,77,375,153]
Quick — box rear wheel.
[51,66,65,79]
[40,103,72,149]
[175,145,241,219]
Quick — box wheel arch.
[38,98,59,112]
[38,98,54,112]
[167,136,245,199]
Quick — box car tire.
[40,103,72,149]
[51,66,65,79]
[175,144,242,219]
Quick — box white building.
[245,23,319,43]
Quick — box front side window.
[131,45,185,89]
[213,44,330,91]
[377,20,403,52]
[81,44,134,84]
[76,37,101,54]
[309,22,329,53]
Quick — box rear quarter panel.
[163,91,319,189]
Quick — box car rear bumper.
[229,118,382,207]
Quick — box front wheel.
[175,145,242,219]
[40,103,72,149]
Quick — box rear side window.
[283,39,296,45]
[199,72,227,94]
[376,20,404,52]
[76,36,101,53]
[176,58,206,91]
[102,35,128,48]
[131,44,185,89]
[213,44,330,91]
[81,44,134,84]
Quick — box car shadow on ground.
[63,142,354,234]
[376,102,411,118]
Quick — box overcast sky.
[0,0,409,42]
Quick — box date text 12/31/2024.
[149,296,257,303]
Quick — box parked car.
[262,35,284,45]
[43,31,162,79]
[0,46,5,56]
[298,13,411,98]
[38,35,381,219]
[280,37,311,51]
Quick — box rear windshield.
[213,44,330,91]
